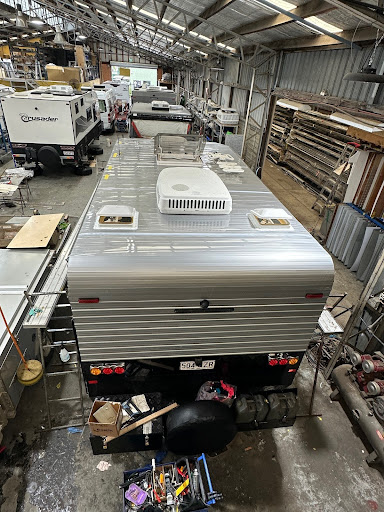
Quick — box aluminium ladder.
[25,290,86,430]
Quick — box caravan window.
[98,99,106,113]
[75,102,79,114]
[86,107,92,121]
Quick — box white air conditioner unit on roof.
[49,85,74,95]
[152,100,169,110]
[217,108,239,124]
[157,167,232,215]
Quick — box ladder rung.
[45,341,77,348]
[48,397,82,403]
[45,370,79,376]
[55,304,71,308]
[50,316,73,320]
[47,328,73,333]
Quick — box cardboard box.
[88,400,123,437]
[46,65,84,84]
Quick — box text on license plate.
[179,360,215,370]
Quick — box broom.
[0,306,43,386]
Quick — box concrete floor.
[1,137,383,512]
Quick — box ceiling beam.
[217,0,334,43]
[187,0,236,33]
[324,0,384,30]
[238,0,360,48]
[159,0,171,21]
[255,25,378,51]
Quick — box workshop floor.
[1,138,383,512]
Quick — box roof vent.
[157,167,232,215]
[95,205,138,229]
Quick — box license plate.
[179,360,215,371]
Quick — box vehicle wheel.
[166,400,237,455]
[74,166,92,176]
[34,165,43,176]
[38,145,61,170]
[91,147,103,155]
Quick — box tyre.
[166,400,237,455]
[91,147,103,155]
[38,146,61,170]
[74,166,92,176]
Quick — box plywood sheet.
[7,214,63,249]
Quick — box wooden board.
[105,403,178,444]
[347,126,384,149]
[7,214,63,249]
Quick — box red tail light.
[305,293,323,299]
[114,366,125,374]
[88,380,98,384]
[269,359,278,366]
[78,298,99,303]
[102,367,113,375]
[279,358,289,366]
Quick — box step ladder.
[25,291,86,430]
[312,143,358,215]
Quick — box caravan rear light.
[279,358,289,366]
[269,359,278,366]
[78,298,99,303]
[102,367,113,375]
[114,366,125,374]
[289,357,299,365]
[305,293,323,299]
[90,366,102,376]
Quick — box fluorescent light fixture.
[77,34,87,40]
[10,36,18,40]
[190,31,211,42]
[277,99,311,111]
[330,113,384,132]
[304,16,342,33]
[267,0,296,9]
[0,39,7,43]
[75,1,88,8]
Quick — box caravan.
[93,85,116,132]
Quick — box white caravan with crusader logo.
[1,85,102,173]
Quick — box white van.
[94,85,115,132]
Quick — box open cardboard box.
[88,400,123,437]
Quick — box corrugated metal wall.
[182,45,383,171]
[279,46,384,104]
[221,59,239,108]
